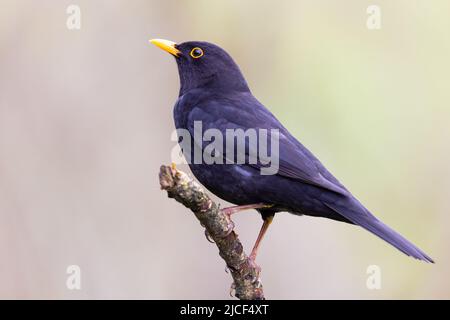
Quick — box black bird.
[150,39,433,263]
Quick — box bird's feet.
[214,203,269,239]
[248,254,262,276]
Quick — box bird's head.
[150,39,249,96]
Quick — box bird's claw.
[247,256,262,278]
[204,229,215,243]
[219,219,235,238]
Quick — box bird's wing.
[263,132,348,195]
[186,101,348,196]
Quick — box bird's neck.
[178,71,250,97]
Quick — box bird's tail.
[324,201,434,263]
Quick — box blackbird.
[150,39,433,263]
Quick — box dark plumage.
[151,39,433,263]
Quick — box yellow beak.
[149,39,181,57]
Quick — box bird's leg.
[214,204,271,240]
[249,215,274,262]
[221,203,270,217]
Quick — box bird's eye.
[190,47,204,59]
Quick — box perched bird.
[150,39,434,263]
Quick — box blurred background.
[0,0,449,299]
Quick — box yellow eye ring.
[190,47,204,59]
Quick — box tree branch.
[158,164,264,300]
